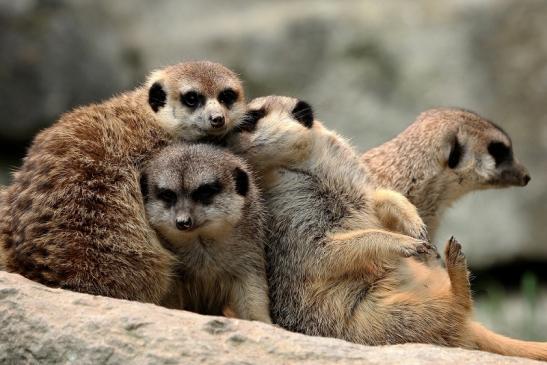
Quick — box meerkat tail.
[467,321,547,361]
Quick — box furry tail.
[468,321,547,361]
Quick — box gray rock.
[0,271,543,365]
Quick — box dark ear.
[234,108,266,133]
[292,100,314,128]
[448,135,463,169]
[139,173,149,201]
[232,167,249,196]
[148,82,166,112]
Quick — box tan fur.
[362,108,530,237]
[0,61,246,303]
[142,144,271,323]
[227,96,547,361]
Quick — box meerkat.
[0,61,246,303]
[226,96,547,361]
[361,108,531,237]
[0,187,5,270]
[140,143,271,323]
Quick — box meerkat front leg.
[227,274,272,323]
[323,229,434,279]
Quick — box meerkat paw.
[222,306,238,319]
[445,236,472,308]
[444,236,467,268]
[395,237,435,258]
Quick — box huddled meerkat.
[0,61,246,303]
[227,96,547,361]
[361,108,531,237]
[141,143,271,323]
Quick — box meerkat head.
[430,108,531,190]
[141,143,252,244]
[146,61,246,141]
[227,96,316,171]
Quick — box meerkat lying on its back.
[142,143,271,323]
[227,96,547,361]
[0,61,246,303]
[362,108,530,237]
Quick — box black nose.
[176,217,193,231]
[210,116,225,128]
[523,174,531,186]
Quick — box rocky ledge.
[0,271,542,365]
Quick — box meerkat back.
[141,143,271,323]
[0,61,247,303]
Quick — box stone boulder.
[0,271,542,365]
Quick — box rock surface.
[0,271,543,365]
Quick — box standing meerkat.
[361,108,530,237]
[0,61,246,303]
[227,96,547,361]
[141,143,271,323]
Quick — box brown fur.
[142,143,271,323]
[362,108,530,237]
[0,61,245,303]
[228,96,547,361]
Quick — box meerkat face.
[146,61,246,141]
[142,144,250,245]
[227,96,315,170]
[440,110,530,190]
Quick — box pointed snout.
[175,215,194,231]
[498,162,531,187]
[209,115,225,129]
[205,99,226,130]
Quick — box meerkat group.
[0,61,247,304]
[0,61,544,360]
[227,96,545,360]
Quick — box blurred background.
[1,0,546,340]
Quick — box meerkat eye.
[181,91,203,109]
[218,89,238,108]
[488,141,513,166]
[191,180,223,205]
[157,188,177,205]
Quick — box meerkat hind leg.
[372,189,429,241]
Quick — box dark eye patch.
[181,91,205,109]
[292,100,314,128]
[140,174,149,200]
[234,108,266,133]
[448,136,463,169]
[148,82,166,112]
[156,188,177,206]
[218,89,238,108]
[232,167,249,197]
[488,141,513,166]
[191,180,223,205]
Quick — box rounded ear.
[447,134,463,169]
[148,82,166,113]
[232,167,249,196]
[292,100,314,128]
[139,173,149,200]
[234,108,266,133]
